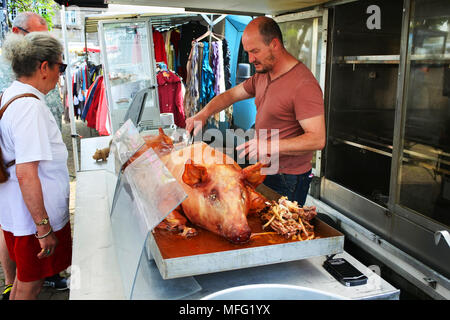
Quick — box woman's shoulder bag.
[0,92,39,183]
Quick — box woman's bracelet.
[35,227,53,239]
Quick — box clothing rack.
[199,14,227,60]
[155,20,190,33]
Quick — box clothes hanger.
[194,29,222,43]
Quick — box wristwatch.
[35,217,49,226]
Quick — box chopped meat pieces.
[259,197,317,241]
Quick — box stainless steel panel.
[321,178,450,278]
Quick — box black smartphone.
[323,257,368,287]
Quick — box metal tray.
[148,185,344,280]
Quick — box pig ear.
[246,186,268,215]
[159,127,174,146]
[241,162,267,187]
[182,161,209,187]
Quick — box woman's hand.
[36,225,58,259]
[16,161,59,259]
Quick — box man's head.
[12,12,48,35]
[242,17,284,74]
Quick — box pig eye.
[208,189,219,201]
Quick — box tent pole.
[61,5,80,175]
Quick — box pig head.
[161,142,267,243]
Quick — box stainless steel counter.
[70,136,400,300]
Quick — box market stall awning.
[84,12,201,33]
[105,0,334,16]
[53,0,108,8]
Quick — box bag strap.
[0,93,40,120]
[0,93,40,168]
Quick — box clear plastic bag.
[110,119,145,175]
[110,144,187,299]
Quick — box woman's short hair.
[2,32,63,78]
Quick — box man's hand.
[185,112,207,137]
[236,130,279,164]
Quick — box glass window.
[398,0,450,227]
[325,0,404,206]
[103,21,153,111]
[65,11,77,26]
[278,18,323,81]
[278,17,323,173]
[100,20,158,133]
[8,8,16,22]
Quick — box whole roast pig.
[128,129,268,244]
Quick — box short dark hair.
[258,17,283,46]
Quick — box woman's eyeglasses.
[55,62,67,74]
[40,61,68,74]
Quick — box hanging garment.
[199,42,215,106]
[85,76,104,129]
[222,39,232,90]
[183,39,230,126]
[217,41,226,95]
[170,29,181,76]
[72,73,81,119]
[218,41,232,124]
[157,70,185,128]
[163,30,173,70]
[179,22,208,80]
[183,42,200,118]
[81,76,103,120]
[95,80,111,136]
[211,41,221,96]
[153,28,168,65]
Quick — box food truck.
[57,0,449,300]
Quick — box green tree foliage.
[7,0,57,29]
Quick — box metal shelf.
[334,55,400,64]
[331,136,450,175]
[334,53,450,65]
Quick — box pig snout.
[224,224,252,244]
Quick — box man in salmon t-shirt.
[185,16,325,206]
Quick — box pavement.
[0,118,97,300]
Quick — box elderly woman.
[0,32,71,300]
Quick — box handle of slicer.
[434,230,450,247]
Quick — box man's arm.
[278,114,326,156]
[236,114,326,161]
[186,82,253,135]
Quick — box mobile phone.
[323,257,368,287]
